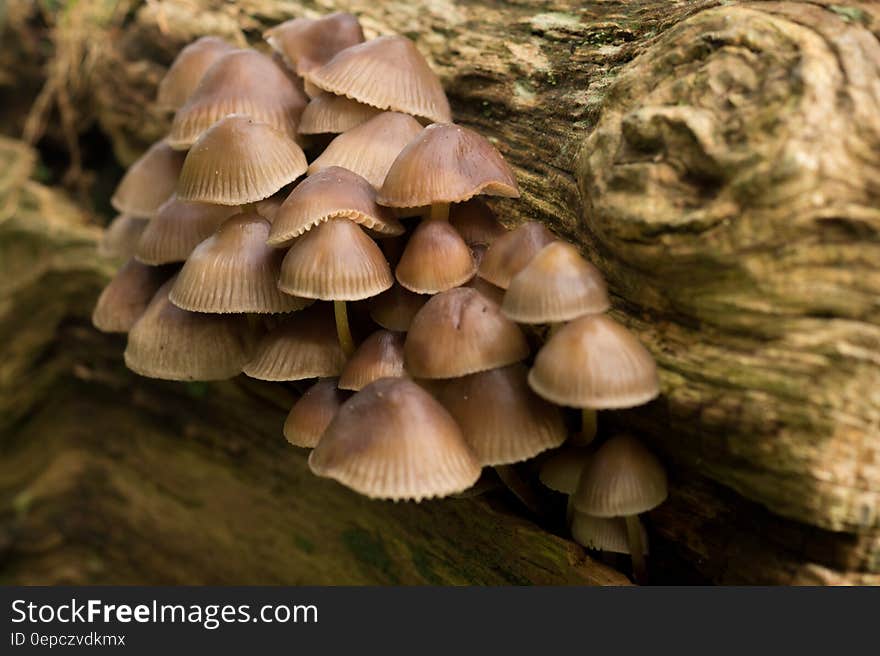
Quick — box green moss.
[829,5,867,24]
[409,546,444,585]
[341,527,399,584]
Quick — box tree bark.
[2,0,880,584]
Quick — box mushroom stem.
[429,202,450,222]
[625,514,647,584]
[334,300,356,357]
[581,408,597,443]
[494,465,541,515]
[565,495,575,527]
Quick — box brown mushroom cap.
[254,191,287,223]
[92,259,171,333]
[405,287,529,379]
[278,218,393,301]
[478,221,557,289]
[338,330,406,391]
[111,141,185,217]
[298,93,382,135]
[169,211,312,314]
[283,378,347,448]
[528,314,660,409]
[124,278,251,381]
[308,378,481,501]
[135,195,239,265]
[242,304,346,381]
[449,199,507,248]
[265,13,364,79]
[305,35,450,124]
[157,36,237,110]
[168,49,308,149]
[538,447,592,495]
[307,111,423,189]
[377,123,519,208]
[177,115,308,206]
[100,214,148,259]
[571,513,648,555]
[268,167,403,247]
[572,433,668,517]
[502,242,610,323]
[429,364,566,466]
[395,219,476,294]
[368,283,428,332]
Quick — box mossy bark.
[2,0,880,584]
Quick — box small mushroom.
[338,330,406,391]
[464,272,506,306]
[571,513,648,556]
[502,241,610,324]
[157,36,237,110]
[283,378,347,448]
[308,378,481,500]
[368,283,428,332]
[135,195,239,265]
[124,278,252,381]
[307,112,423,189]
[298,93,382,135]
[92,259,171,333]
[572,434,667,582]
[278,217,393,356]
[169,211,312,314]
[394,219,476,293]
[305,35,451,124]
[404,287,529,379]
[264,13,364,97]
[176,115,308,206]
[242,304,346,381]
[528,314,660,410]
[538,446,592,524]
[100,214,148,259]
[477,220,557,290]
[268,166,402,247]
[377,123,520,223]
[168,49,308,149]
[111,140,185,218]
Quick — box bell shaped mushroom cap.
[124,278,251,381]
[243,304,346,381]
[283,378,346,448]
[278,218,393,301]
[528,314,660,409]
[573,433,667,517]
[368,283,428,332]
[135,195,239,265]
[177,115,308,206]
[430,364,566,466]
[157,36,237,110]
[538,447,592,494]
[338,330,406,391]
[254,191,286,223]
[100,214,148,258]
[308,378,481,501]
[268,167,403,247]
[378,123,519,208]
[449,199,507,248]
[265,13,364,78]
[478,221,557,289]
[503,242,610,323]
[92,259,171,333]
[298,93,382,135]
[405,287,529,379]
[111,141,185,217]
[169,211,312,314]
[308,112,423,189]
[571,513,648,555]
[395,219,476,294]
[305,35,450,124]
[168,49,308,149]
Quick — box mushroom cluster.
[93,12,668,582]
